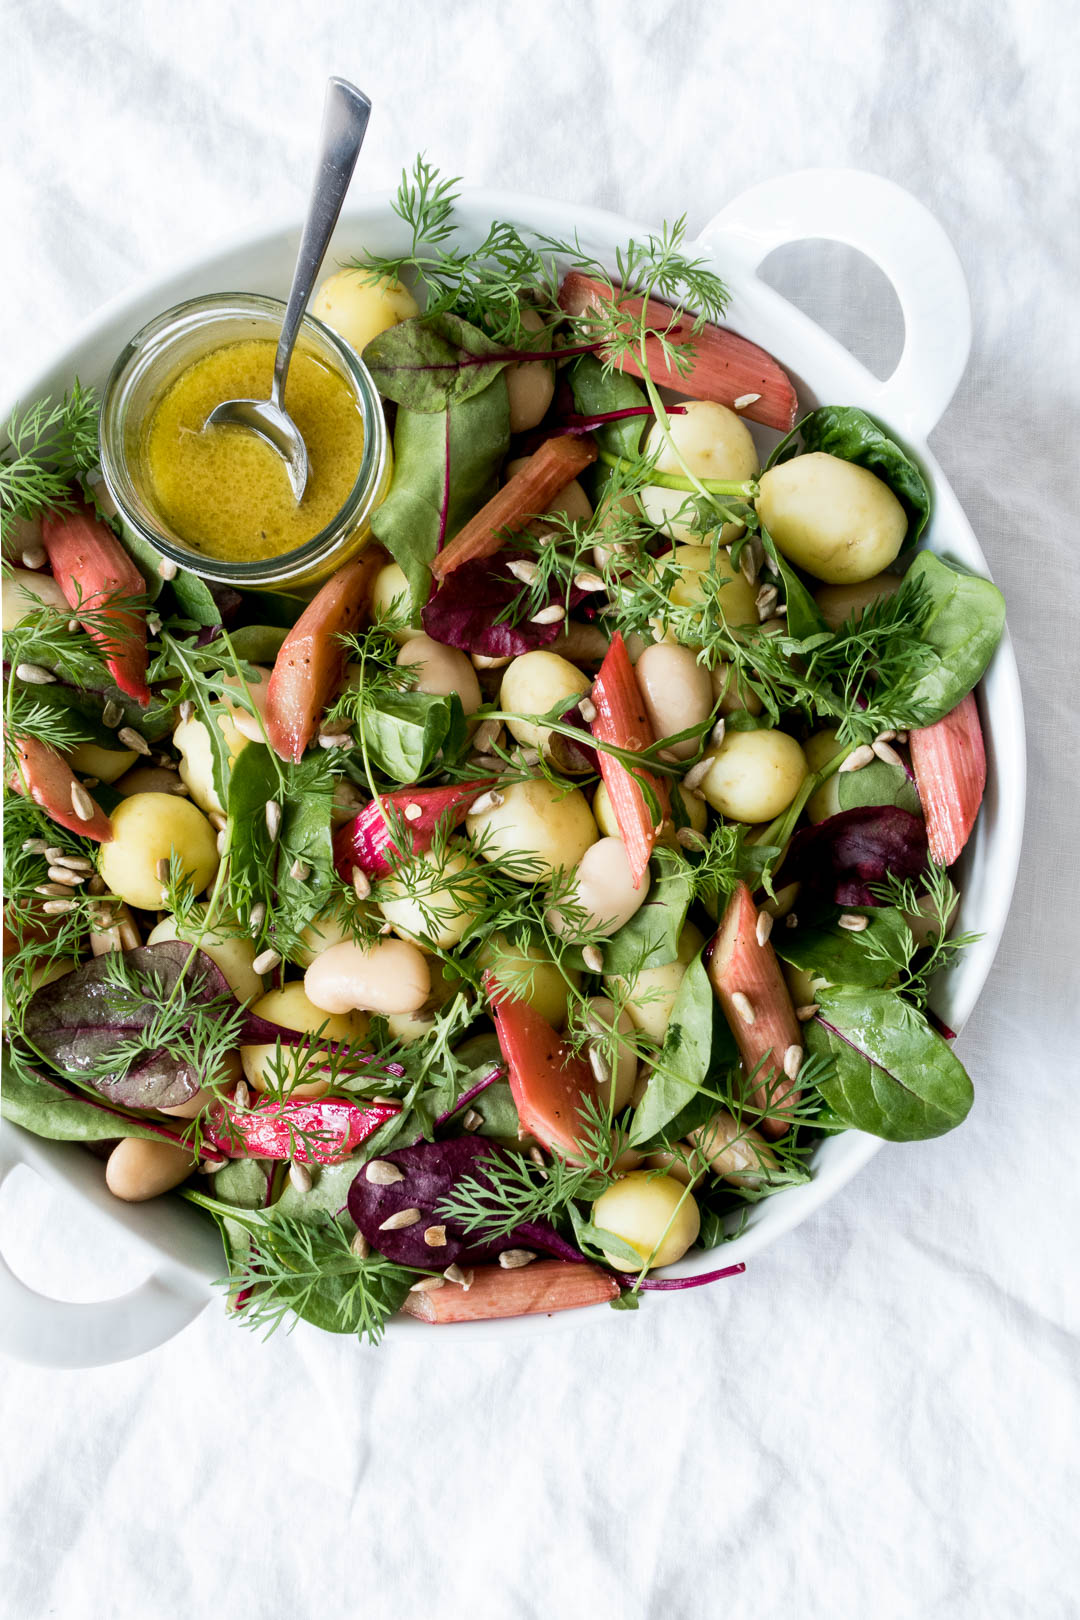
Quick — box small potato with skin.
[814,570,903,630]
[106,1138,195,1202]
[592,1171,700,1270]
[68,742,137,783]
[220,665,273,744]
[504,308,556,433]
[803,728,846,823]
[305,937,430,1017]
[688,1109,780,1188]
[147,912,264,1002]
[634,643,713,760]
[290,908,363,970]
[174,707,249,816]
[756,452,908,584]
[609,922,704,1045]
[505,458,593,534]
[711,659,763,717]
[476,935,579,1028]
[652,544,758,641]
[467,777,597,882]
[311,268,419,355]
[99,793,218,910]
[783,959,831,1007]
[582,995,638,1111]
[500,651,592,755]
[241,981,370,1097]
[378,843,484,949]
[699,729,808,823]
[370,561,424,641]
[396,635,482,715]
[2,567,69,628]
[548,836,648,940]
[639,401,759,544]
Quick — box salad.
[1,160,1006,1342]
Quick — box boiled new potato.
[505,457,592,532]
[652,544,758,641]
[68,742,138,784]
[147,912,263,1001]
[634,642,713,759]
[500,651,592,756]
[370,560,424,640]
[311,268,419,355]
[504,308,556,433]
[549,836,648,939]
[592,1171,700,1270]
[291,908,360,970]
[711,659,763,717]
[814,569,904,630]
[378,843,483,949]
[609,922,704,1045]
[699,729,808,822]
[220,665,273,744]
[580,995,638,1111]
[396,635,482,715]
[386,956,457,1045]
[2,567,67,628]
[467,777,598,881]
[99,793,218,910]
[639,401,759,544]
[756,452,907,584]
[804,728,846,823]
[593,779,706,842]
[241,981,370,1098]
[476,933,579,1028]
[174,706,249,816]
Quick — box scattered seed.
[403,802,423,823]
[657,748,680,764]
[15,662,56,685]
[156,555,178,580]
[118,919,141,950]
[87,875,106,895]
[252,948,281,975]
[573,571,606,594]
[201,1157,228,1174]
[470,754,501,771]
[155,857,170,884]
[507,558,540,586]
[288,1161,313,1194]
[52,853,93,873]
[676,826,708,851]
[755,584,778,621]
[578,697,597,724]
[289,858,311,882]
[468,789,504,816]
[472,719,504,755]
[318,731,353,750]
[365,1159,405,1186]
[443,1263,473,1290]
[263,800,282,843]
[410,1275,445,1292]
[838,744,875,773]
[796,1003,820,1021]
[350,1231,371,1259]
[756,911,774,947]
[875,729,896,744]
[379,1207,422,1231]
[35,883,69,898]
[147,613,162,636]
[733,392,762,410]
[70,783,95,822]
[682,757,712,794]
[80,776,100,789]
[895,731,909,745]
[21,544,47,569]
[351,866,371,901]
[47,865,85,887]
[21,838,48,854]
[530,603,565,626]
[178,699,195,725]
[499,1249,537,1269]
[379,921,394,935]
[785,911,799,930]
[518,747,541,767]
[838,913,869,932]
[216,829,228,857]
[117,726,151,756]
[731,990,756,1025]
[423,1225,448,1248]
[207,809,227,832]
[461,1108,483,1132]
[249,902,266,934]
[42,899,77,915]
[233,1080,251,1111]
[472,652,511,670]
[783,1044,804,1080]
[45,846,67,862]
[872,739,903,768]
[710,717,727,748]
[582,944,604,973]
[528,1146,547,1169]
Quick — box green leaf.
[806,986,973,1140]
[796,406,931,543]
[836,759,922,816]
[362,690,467,783]
[758,522,828,639]
[169,569,224,627]
[567,355,650,459]
[0,1055,192,1146]
[371,383,510,617]
[228,624,289,663]
[901,551,1006,722]
[775,909,913,990]
[603,851,693,976]
[363,311,517,412]
[629,954,716,1145]
[111,520,165,602]
[226,745,336,949]
[232,590,310,628]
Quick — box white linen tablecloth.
[2,3,1078,1616]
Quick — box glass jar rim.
[97,292,388,588]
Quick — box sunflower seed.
[87,874,106,895]
[47,865,85,887]
[147,613,162,636]
[262,800,282,843]
[21,544,47,569]
[785,912,799,928]
[676,826,708,851]
[17,661,58,688]
[365,1159,405,1185]
[471,718,504,755]
[472,652,511,670]
[52,853,93,872]
[796,1003,820,1021]
[518,747,541,767]
[499,1249,537,1269]
[410,1275,445,1292]
[249,902,266,934]
[875,729,896,744]
[577,697,598,726]
[117,726,150,756]
[201,1156,228,1174]
[42,899,77,915]
[318,732,352,750]
[21,838,48,854]
[443,1263,473,1289]
[70,783,95,821]
[423,1225,448,1248]
[379,1207,422,1231]
[682,757,713,794]
[731,991,756,1025]
[45,846,66,862]
[157,555,178,580]
[216,829,228,857]
[118,918,141,950]
[35,883,69,898]
[710,717,727,748]
[154,857,170,884]
[468,789,503,816]
[839,744,874,773]
[582,944,604,973]
[755,911,774,947]
[233,1080,251,1110]
[588,1045,613,1089]
[733,393,762,410]
[895,731,909,745]
[657,748,680,764]
[838,913,869,932]
[403,802,423,822]
[783,1044,804,1080]
[461,1108,483,1132]
[530,604,565,626]
[528,1146,547,1169]
[252,948,281,975]
[351,866,371,900]
[290,858,311,882]
[573,571,606,593]
[350,1230,371,1259]
[872,739,903,768]
[176,699,195,725]
[755,585,778,621]
[507,558,540,586]
[288,1161,312,1194]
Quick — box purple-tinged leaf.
[625,1262,746,1291]
[779,806,928,907]
[422,554,587,657]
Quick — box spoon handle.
[272,77,372,409]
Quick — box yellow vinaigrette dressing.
[144,339,365,562]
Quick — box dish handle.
[696,168,972,439]
[0,1131,210,1368]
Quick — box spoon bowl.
[207,394,309,499]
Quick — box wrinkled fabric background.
[2,2,1078,1616]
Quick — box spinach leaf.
[371,382,510,617]
[567,355,650,459]
[603,851,694,976]
[227,624,289,663]
[774,909,913,990]
[901,551,1006,722]
[226,745,336,946]
[629,954,718,1145]
[362,690,467,783]
[793,406,931,543]
[112,519,165,602]
[836,758,921,816]
[0,1055,194,1146]
[169,569,226,628]
[758,522,828,638]
[806,986,973,1140]
[364,312,515,412]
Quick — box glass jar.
[98,292,390,591]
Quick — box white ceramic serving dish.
[0,169,1026,1366]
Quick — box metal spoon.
[206,77,372,502]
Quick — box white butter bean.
[304,937,431,1017]
[396,635,482,715]
[105,1138,195,1202]
[504,308,556,432]
[549,836,648,939]
[635,642,713,759]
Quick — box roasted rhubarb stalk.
[909,692,986,866]
[401,1259,619,1323]
[429,435,597,581]
[707,882,803,1138]
[558,271,799,432]
[204,1096,400,1165]
[333,781,495,881]
[590,631,670,887]
[264,547,384,762]
[487,972,596,1161]
[7,733,113,842]
[40,499,151,706]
